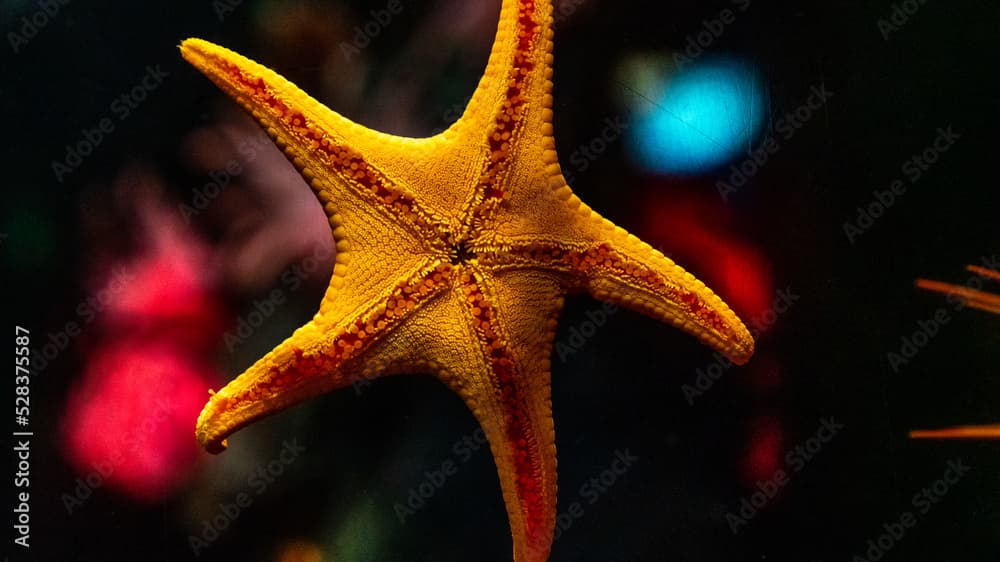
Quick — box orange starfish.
[181,1,754,559]
[910,265,1000,439]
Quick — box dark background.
[3,0,999,560]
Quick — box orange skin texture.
[181,1,754,560]
[911,265,1000,440]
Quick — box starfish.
[910,265,1000,439]
[181,1,754,559]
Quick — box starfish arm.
[196,262,455,453]
[479,167,754,364]
[349,267,563,561]
[181,39,476,317]
[447,0,554,143]
[180,38,455,232]
[576,233,755,364]
[449,268,561,562]
[438,0,561,228]
[482,234,754,366]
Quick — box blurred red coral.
[63,177,226,502]
[62,343,212,501]
[640,190,772,323]
[639,187,785,489]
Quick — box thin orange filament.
[911,265,1000,439]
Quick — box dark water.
[4,0,999,560]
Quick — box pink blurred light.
[62,343,211,501]
[102,192,227,350]
[63,185,225,502]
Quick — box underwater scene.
[3,0,999,560]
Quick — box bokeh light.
[62,344,211,501]
[640,191,773,321]
[624,55,767,176]
[61,185,225,502]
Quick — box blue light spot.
[629,57,766,176]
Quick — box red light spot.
[640,192,773,323]
[62,344,212,501]
[63,190,226,502]
[742,414,784,486]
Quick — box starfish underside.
[182,1,754,559]
[911,265,1000,440]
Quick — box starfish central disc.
[451,242,477,265]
